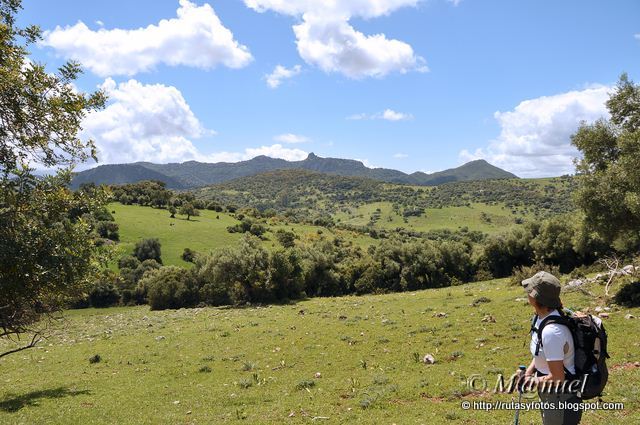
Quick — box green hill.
[71,154,517,189]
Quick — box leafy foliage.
[133,238,162,264]
[572,73,640,244]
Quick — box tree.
[168,205,177,218]
[179,202,199,220]
[572,74,640,245]
[0,0,107,359]
[133,238,162,263]
[275,229,296,248]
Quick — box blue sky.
[22,0,640,177]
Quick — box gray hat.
[521,271,562,309]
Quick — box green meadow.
[334,201,525,234]
[1,278,638,424]
[109,203,375,267]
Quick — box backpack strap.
[534,315,571,356]
[534,315,577,380]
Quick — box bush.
[615,281,640,307]
[96,221,119,241]
[182,248,197,263]
[133,238,162,263]
[88,273,121,308]
[118,255,140,270]
[140,266,199,310]
[275,229,296,248]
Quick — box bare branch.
[0,332,41,360]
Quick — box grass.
[333,201,531,234]
[1,278,638,424]
[110,203,375,266]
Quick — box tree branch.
[0,333,41,360]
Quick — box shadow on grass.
[0,387,90,413]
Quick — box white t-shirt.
[530,310,575,375]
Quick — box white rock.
[625,314,635,320]
[314,372,322,378]
[598,312,610,319]
[594,306,603,312]
[423,354,436,364]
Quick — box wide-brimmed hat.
[521,271,562,309]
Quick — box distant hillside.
[71,153,517,189]
[194,169,576,220]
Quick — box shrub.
[275,229,296,248]
[96,221,119,241]
[140,266,199,310]
[133,238,162,263]
[614,281,640,307]
[118,255,140,270]
[182,248,197,263]
[88,273,121,308]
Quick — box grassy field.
[334,201,526,234]
[1,278,638,424]
[110,203,375,267]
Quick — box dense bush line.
[79,211,637,310]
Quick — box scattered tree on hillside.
[179,202,199,221]
[133,238,162,264]
[0,0,108,358]
[572,73,640,248]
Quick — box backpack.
[531,310,609,400]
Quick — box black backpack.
[531,310,609,400]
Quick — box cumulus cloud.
[347,108,413,121]
[273,133,311,143]
[244,144,308,161]
[459,86,611,178]
[43,0,252,77]
[245,0,426,78]
[81,78,208,165]
[265,65,302,88]
[80,79,308,166]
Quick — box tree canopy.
[0,0,107,358]
[572,74,640,245]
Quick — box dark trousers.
[538,390,583,425]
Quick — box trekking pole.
[514,365,527,425]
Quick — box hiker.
[520,271,583,425]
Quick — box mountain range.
[70,153,517,189]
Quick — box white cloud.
[265,64,302,88]
[43,0,252,77]
[356,158,378,168]
[393,153,408,159]
[347,108,413,121]
[459,86,611,178]
[448,0,463,6]
[244,144,308,161]
[273,133,311,144]
[80,79,308,167]
[95,20,104,27]
[347,113,368,120]
[245,0,426,78]
[635,33,640,41]
[81,78,208,165]
[380,109,413,121]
